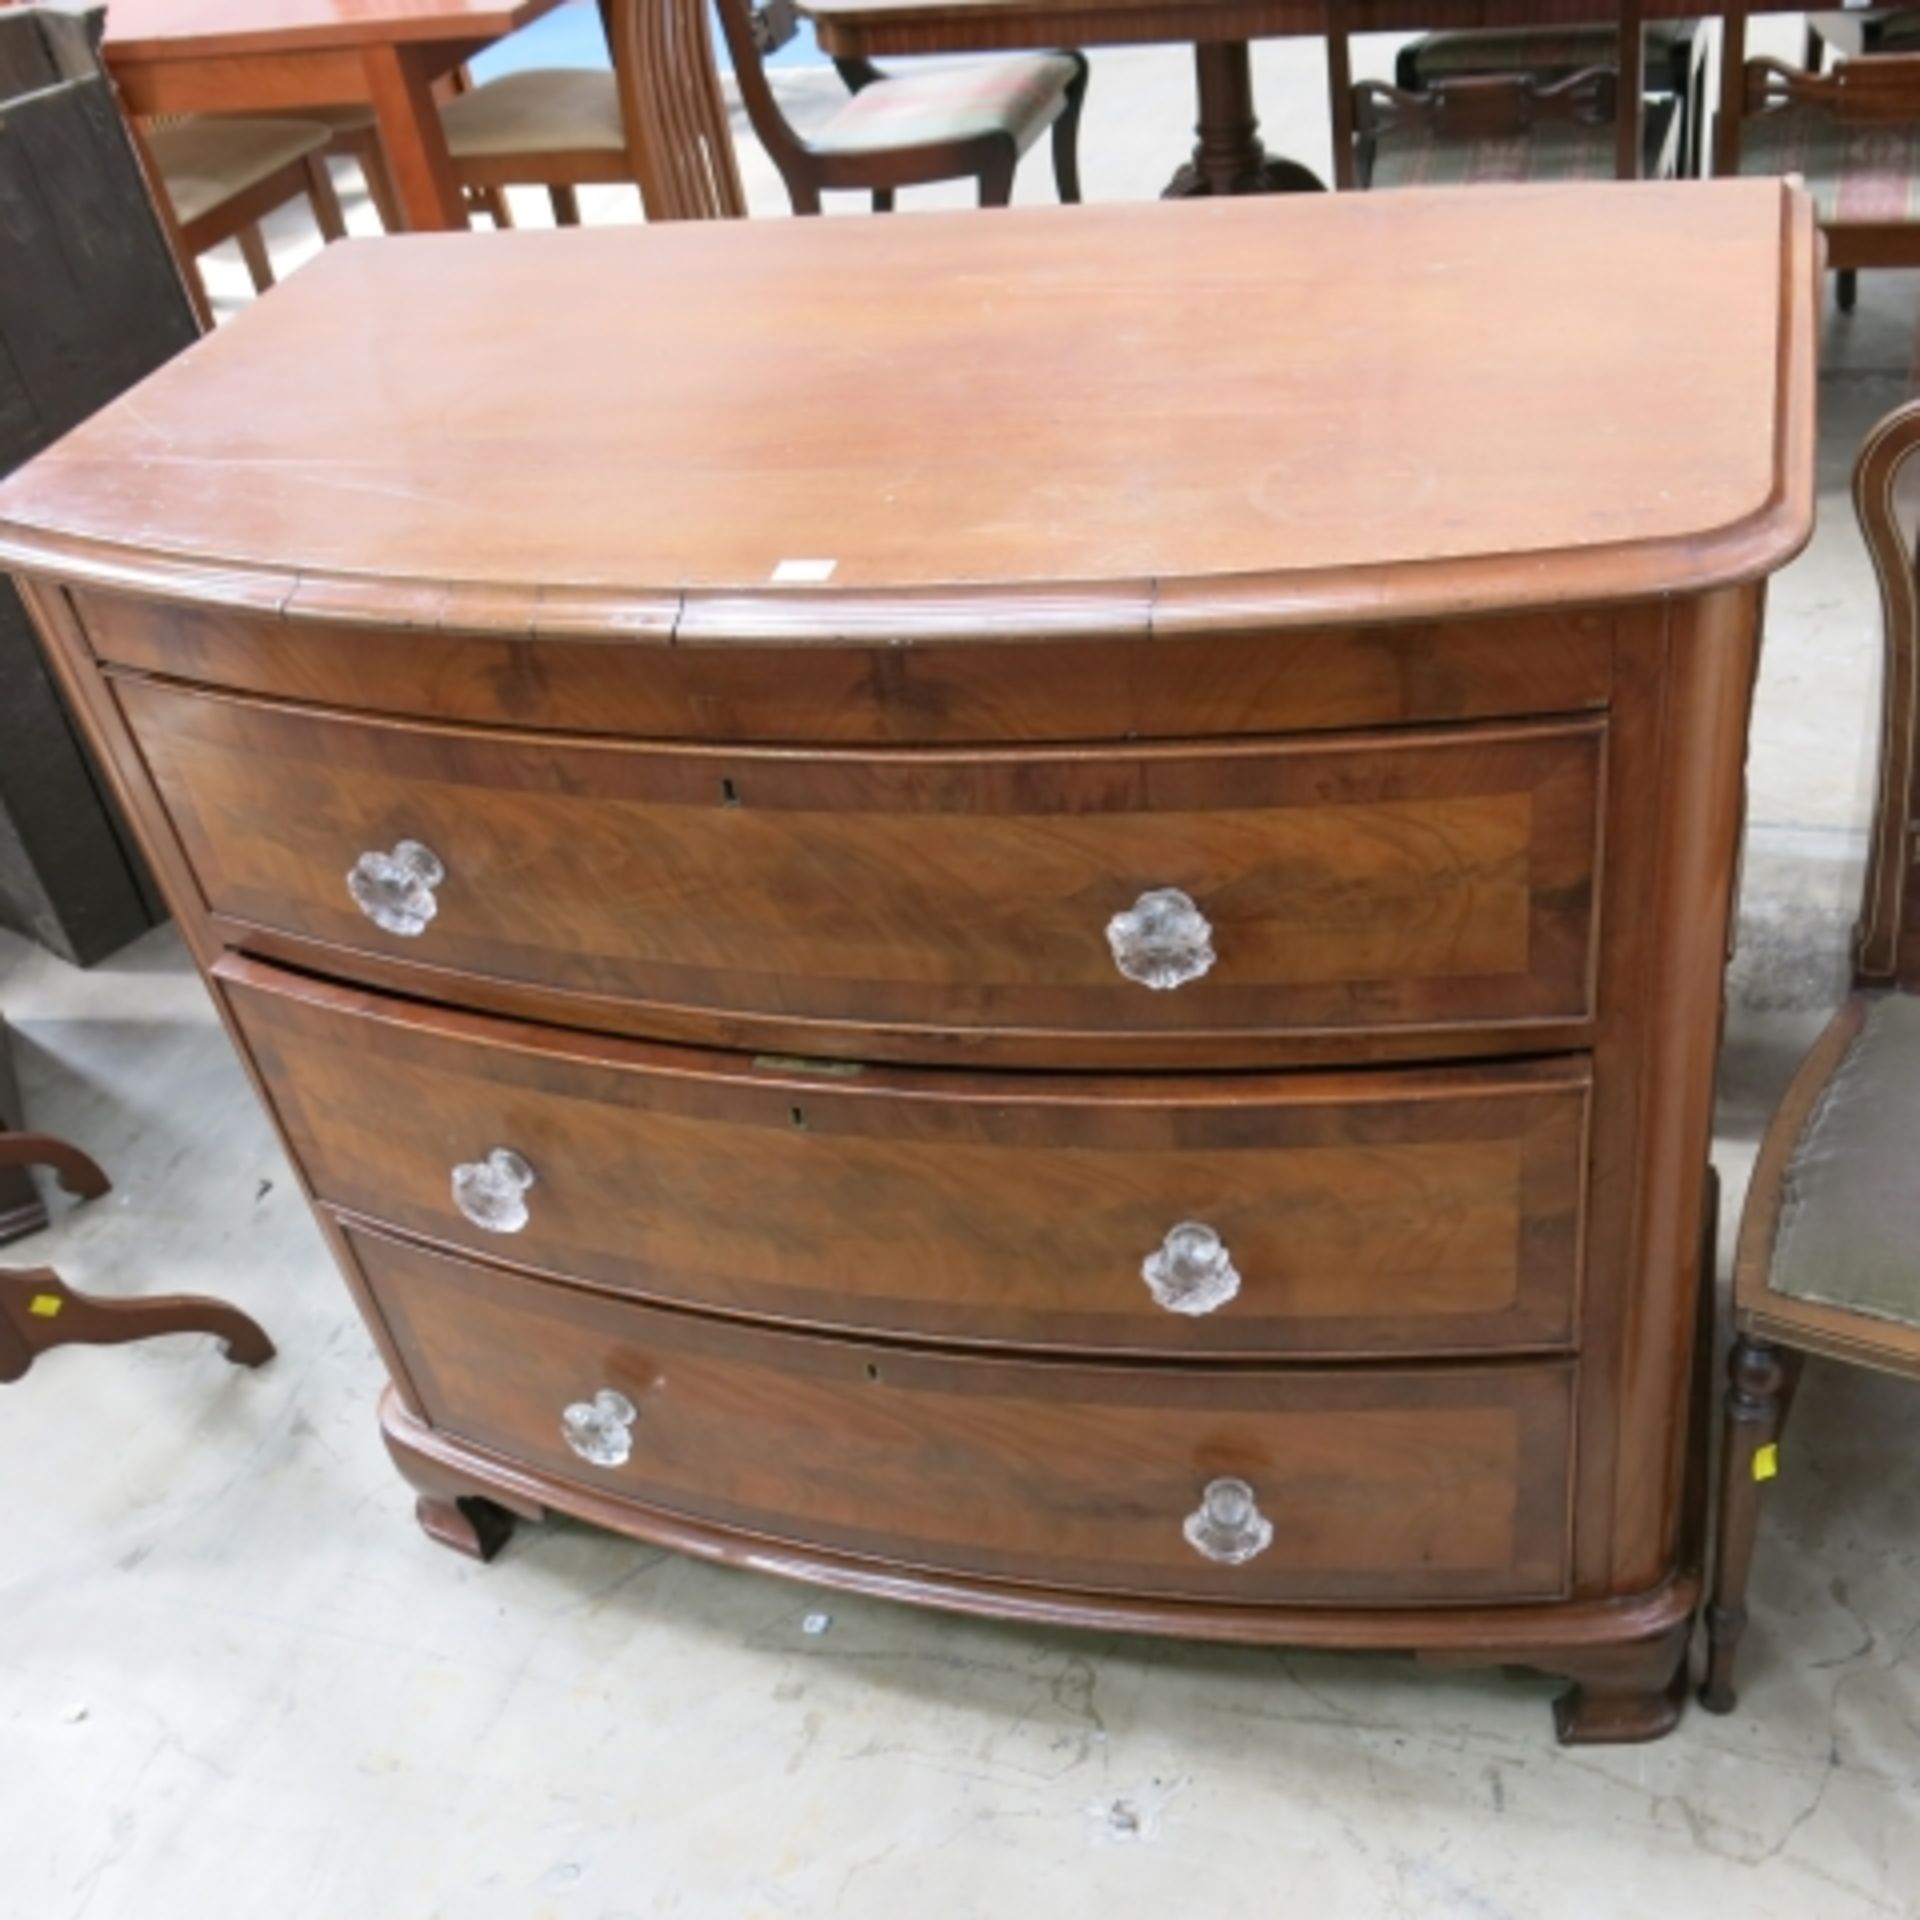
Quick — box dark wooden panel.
[223,954,1590,1357]
[120,678,1605,1049]
[0,5,189,962]
[349,1222,1576,1604]
[74,589,1615,743]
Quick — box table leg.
[361,41,470,230]
[1164,42,1324,197]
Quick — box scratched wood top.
[0,182,1816,641]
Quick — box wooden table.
[0,182,1818,1741]
[800,0,1811,195]
[99,0,570,231]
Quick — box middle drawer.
[222,957,1588,1359]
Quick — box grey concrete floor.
[10,41,1920,1920]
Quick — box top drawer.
[118,676,1602,1062]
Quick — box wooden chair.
[138,115,346,312]
[1699,399,1920,1714]
[437,0,1088,221]
[1392,20,1707,175]
[711,0,1088,212]
[1720,48,1920,312]
[1349,69,1680,189]
[1328,1,1665,190]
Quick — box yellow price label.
[28,1294,63,1319]
[1753,1442,1779,1483]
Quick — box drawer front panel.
[76,588,1614,743]
[127,679,1603,1045]
[350,1225,1575,1605]
[224,959,1589,1358]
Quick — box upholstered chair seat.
[442,69,627,159]
[1364,93,1678,185]
[145,115,333,228]
[1760,993,1920,1322]
[1736,99,1920,222]
[812,53,1079,156]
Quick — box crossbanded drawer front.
[347,1224,1576,1605]
[124,678,1602,1046]
[224,957,1589,1359]
[73,588,1616,744]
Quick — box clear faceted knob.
[451,1149,535,1233]
[1183,1478,1274,1565]
[347,838,444,936]
[1106,887,1215,990]
[1143,1222,1241,1316]
[562,1389,637,1468]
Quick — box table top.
[799,0,1807,53]
[0,182,1815,642]
[99,0,559,61]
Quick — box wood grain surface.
[224,954,1590,1357]
[349,1221,1576,1604]
[74,589,1616,744]
[119,678,1605,1048]
[0,185,1815,636]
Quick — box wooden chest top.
[0,182,1814,640]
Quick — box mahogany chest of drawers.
[0,182,1816,1742]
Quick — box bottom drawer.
[349,1224,1574,1606]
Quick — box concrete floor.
[9,35,1920,1920]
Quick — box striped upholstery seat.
[1737,101,1920,222]
[1397,21,1700,91]
[815,54,1079,156]
[1365,95,1678,188]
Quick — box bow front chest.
[0,182,1816,1741]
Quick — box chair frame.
[128,116,345,323]
[1389,20,1708,177]
[444,0,1086,222]
[0,1129,274,1383]
[709,0,1088,213]
[1326,0,1646,190]
[1698,399,1920,1713]
[1715,13,1920,306]
[445,0,746,222]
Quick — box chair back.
[707,0,813,179]
[609,0,748,218]
[1850,400,1920,984]
[1356,67,1620,144]
[1332,0,1645,186]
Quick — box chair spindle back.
[612,0,748,219]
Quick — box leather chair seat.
[1767,992,1920,1322]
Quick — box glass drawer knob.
[347,838,444,936]
[1143,1222,1241,1315]
[1184,1478,1273,1565]
[1106,887,1215,990]
[562,1389,637,1468]
[452,1148,536,1233]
